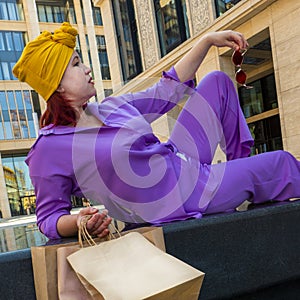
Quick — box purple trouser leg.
[169,71,300,214]
[169,70,254,164]
[205,150,300,214]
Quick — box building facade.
[0,0,113,217]
[0,0,299,218]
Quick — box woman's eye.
[74,62,80,66]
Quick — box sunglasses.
[231,49,253,89]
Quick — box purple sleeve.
[128,66,195,123]
[31,174,73,239]
[162,66,195,88]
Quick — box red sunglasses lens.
[235,69,247,85]
[232,50,244,66]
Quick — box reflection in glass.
[0,224,48,253]
[93,3,102,25]
[96,35,111,80]
[0,32,5,50]
[36,0,75,23]
[1,62,10,80]
[215,0,243,17]
[0,0,24,21]
[112,0,142,82]
[155,0,190,56]
[249,115,283,155]
[2,155,36,217]
[0,90,40,140]
[0,30,27,80]
[239,73,278,118]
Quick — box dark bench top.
[162,200,300,299]
[1,199,300,300]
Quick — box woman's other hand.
[77,207,112,238]
[204,30,249,51]
[174,30,249,82]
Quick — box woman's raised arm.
[174,30,249,83]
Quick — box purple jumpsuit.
[26,67,300,239]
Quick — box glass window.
[96,35,111,80]
[1,62,10,80]
[0,0,24,21]
[5,32,13,51]
[12,31,23,51]
[249,115,283,155]
[53,6,63,23]
[112,0,142,82]
[69,6,76,23]
[0,32,5,50]
[7,2,17,20]
[215,0,243,17]
[154,0,190,56]
[37,5,46,22]
[0,3,9,20]
[0,90,40,140]
[37,1,75,23]
[92,4,102,25]
[1,31,27,80]
[15,0,24,20]
[239,73,278,118]
[2,155,36,216]
[80,0,86,24]
[45,6,53,22]
[31,90,41,120]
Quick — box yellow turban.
[13,22,78,101]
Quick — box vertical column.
[73,0,90,66]
[0,153,11,218]
[82,0,105,100]
[22,0,40,39]
[132,0,160,69]
[187,0,211,36]
[94,0,123,92]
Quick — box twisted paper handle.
[78,214,122,248]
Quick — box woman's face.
[58,51,96,109]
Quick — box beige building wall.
[0,0,113,216]
[96,0,300,161]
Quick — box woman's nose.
[84,65,91,74]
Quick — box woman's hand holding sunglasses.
[204,31,253,88]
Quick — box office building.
[0,0,299,218]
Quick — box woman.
[13,23,300,239]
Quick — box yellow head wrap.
[13,22,78,101]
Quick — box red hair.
[40,92,78,128]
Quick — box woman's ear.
[56,84,65,93]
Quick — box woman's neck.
[76,107,103,128]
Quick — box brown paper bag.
[31,226,165,300]
[57,245,103,300]
[57,226,166,299]
[31,240,78,300]
[67,232,205,300]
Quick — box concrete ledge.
[0,200,300,299]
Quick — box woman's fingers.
[209,30,249,50]
[229,31,249,50]
[86,210,112,237]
